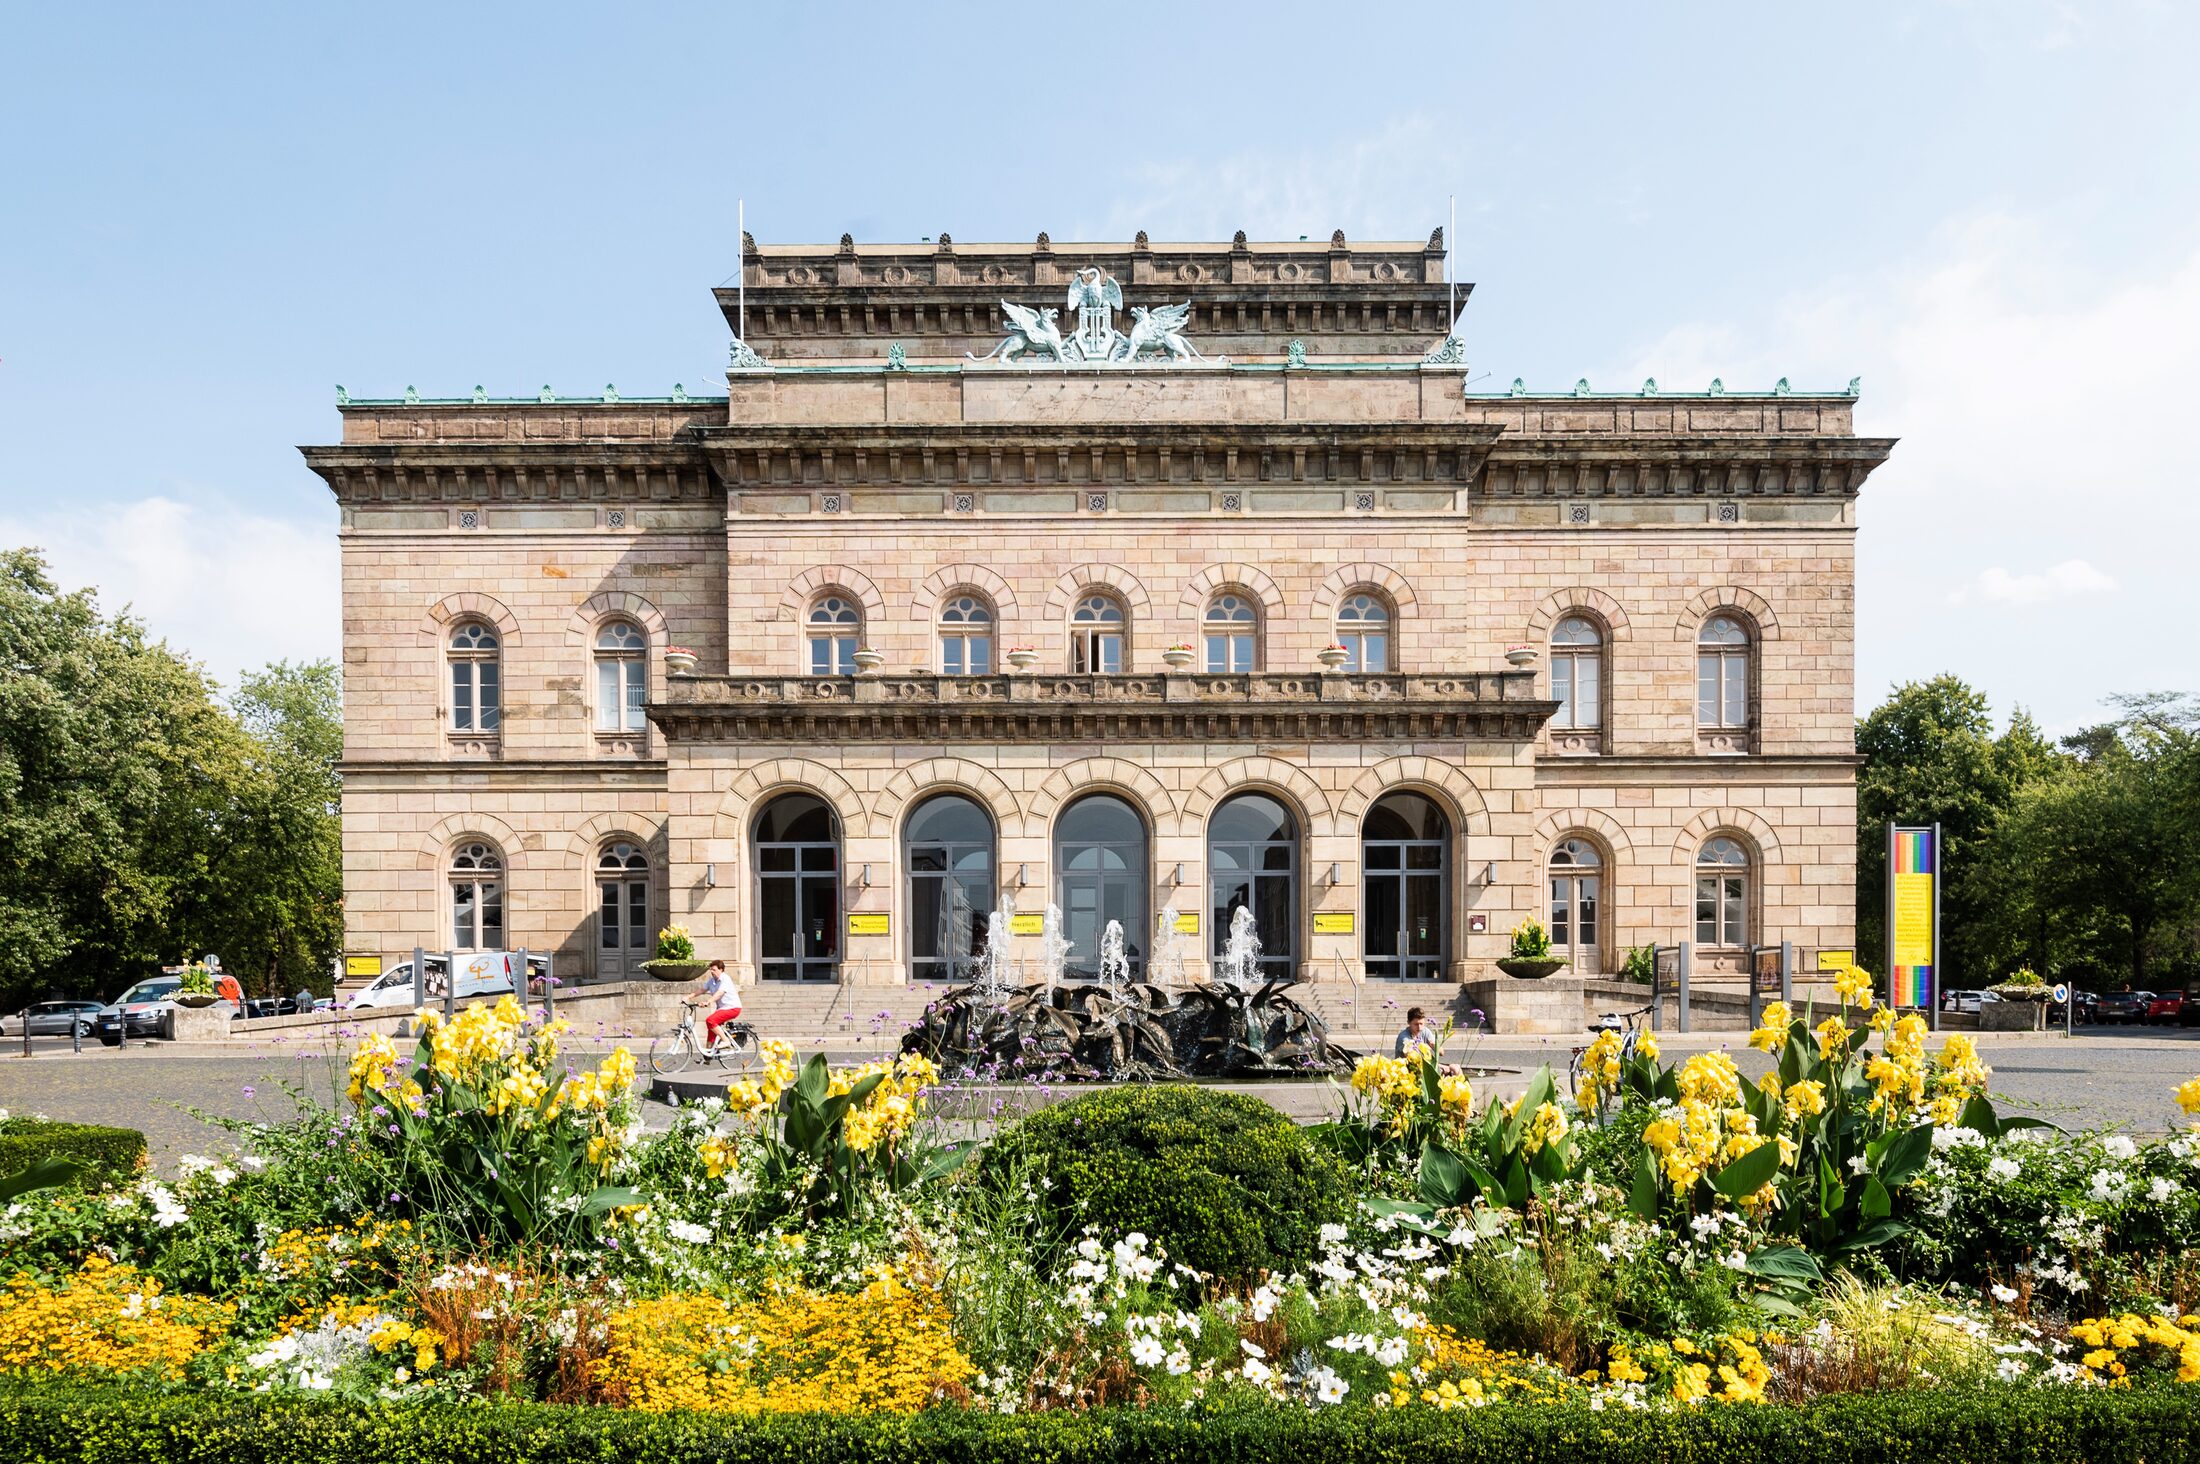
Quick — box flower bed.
[0,976,2197,1447]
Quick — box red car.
[2146,992,2186,1025]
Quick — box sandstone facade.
[308,235,1887,999]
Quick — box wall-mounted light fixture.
[1480,861,1497,886]
[859,863,872,888]
[704,863,717,888]
[1170,862,1184,887]
[1015,863,1028,888]
[1325,861,1341,886]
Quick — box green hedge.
[981,1084,1353,1283]
[0,1380,2195,1464]
[0,1120,145,1189]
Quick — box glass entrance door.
[1055,794,1147,978]
[1362,792,1450,980]
[596,841,650,981]
[1548,838,1602,974]
[1207,793,1297,981]
[756,794,840,982]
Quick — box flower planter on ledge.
[1316,647,1350,669]
[853,649,886,672]
[1006,649,1040,671]
[174,992,221,1009]
[640,959,709,984]
[663,651,699,674]
[1161,648,1196,669]
[1495,957,1568,980]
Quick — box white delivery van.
[344,952,529,1011]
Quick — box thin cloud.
[1947,559,2119,606]
[1,495,338,690]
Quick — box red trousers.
[704,1007,743,1041]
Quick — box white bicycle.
[648,1003,760,1077]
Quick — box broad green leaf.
[1712,1140,1782,1200]
[1744,1245,1824,1285]
[1418,1140,1470,1208]
[1628,1147,1660,1220]
[1860,1175,1891,1220]
[1877,1123,1936,1188]
[0,1157,82,1202]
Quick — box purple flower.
[241,1085,257,1098]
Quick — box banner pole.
[1929,822,1943,1033]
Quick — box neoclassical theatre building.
[308,231,1888,1004]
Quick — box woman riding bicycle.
[687,959,742,1050]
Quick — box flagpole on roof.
[738,199,746,340]
[1448,194,1456,326]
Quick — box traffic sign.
[2052,983,2070,1004]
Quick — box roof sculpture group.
[970,267,1223,366]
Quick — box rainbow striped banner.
[1890,826,1936,1011]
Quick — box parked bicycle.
[1566,1000,1654,1099]
[648,1002,760,1077]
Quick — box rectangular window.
[1205,633,1253,673]
[1722,656,1745,728]
[454,882,477,948]
[1549,878,1571,945]
[628,882,648,948]
[1696,654,1720,726]
[476,663,500,732]
[595,661,621,731]
[452,664,474,731]
[623,664,645,731]
[1552,657,1574,727]
[1573,654,1601,727]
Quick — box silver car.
[2,1000,104,1038]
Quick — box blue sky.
[3,2,2195,732]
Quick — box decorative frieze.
[650,670,1556,745]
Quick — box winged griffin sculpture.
[969,302,1070,363]
[1114,302,1207,363]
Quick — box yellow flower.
[1749,1002,1791,1052]
[1814,1016,1852,1059]
[1521,1101,1569,1155]
[1834,965,1875,1010]
[1782,1078,1826,1119]
[2176,1076,2200,1115]
[1635,1030,1660,1063]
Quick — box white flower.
[1988,1157,2021,1182]
[2148,1177,2177,1204]
[1165,1346,1191,1375]
[1129,1335,1165,1368]
[1376,1335,1409,1366]
[2087,1169,2130,1203]
[1933,1126,1984,1150]
[1997,1358,2027,1381]
[1240,1339,1267,1359]
[664,1219,712,1245]
[1990,1284,2019,1303]
[2103,1135,2137,1160]
[1313,1367,1349,1404]
[1847,1156,1871,1174]
[1242,1357,1273,1385]
[1318,1222,1349,1247]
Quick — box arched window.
[807,595,861,676]
[594,620,647,733]
[447,622,501,734]
[1695,836,1750,948]
[595,839,650,980]
[1203,591,1258,673]
[448,840,504,950]
[1696,616,1752,731]
[756,794,840,981]
[1335,591,1390,672]
[1208,793,1297,981]
[1070,592,1125,674]
[1055,794,1148,978]
[938,592,994,676]
[1548,837,1603,973]
[906,794,996,982]
[1549,616,1603,734]
[1362,792,1449,980]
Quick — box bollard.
[442,951,456,1021]
[1677,941,1693,1034]
[412,945,425,1014]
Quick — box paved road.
[3,1027,2194,1175]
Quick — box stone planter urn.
[1316,646,1351,670]
[1981,999,2047,1032]
[640,959,709,984]
[663,648,699,674]
[1495,957,1568,980]
[853,648,886,673]
[1505,645,1540,668]
[1006,648,1040,671]
[174,991,220,1009]
[1162,646,1196,669]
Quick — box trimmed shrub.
[0,1379,2198,1464]
[0,1119,145,1189]
[981,1084,1353,1283]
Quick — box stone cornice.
[1480,438,1895,500]
[303,443,715,505]
[649,670,1556,744]
[698,421,1501,493]
[725,235,1457,361]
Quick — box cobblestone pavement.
[3,1027,2193,1175]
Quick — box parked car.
[2147,992,2186,1025]
[2,1000,104,1039]
[2180,993,2200,1028]
[343,952,547,1012]
[1941,989,2003,1015]
[92,977,185,1043]
[2094,990,2156,1025]
[2073,989,2101,1025]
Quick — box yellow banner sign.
[1893,873,1935,967]
[1816,948,1855,971]
[1010,912,1045,935]
[344,955,382,978]
[1312,912,1356,934]
[846,912,890,936]
[1174,911,1199,934]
